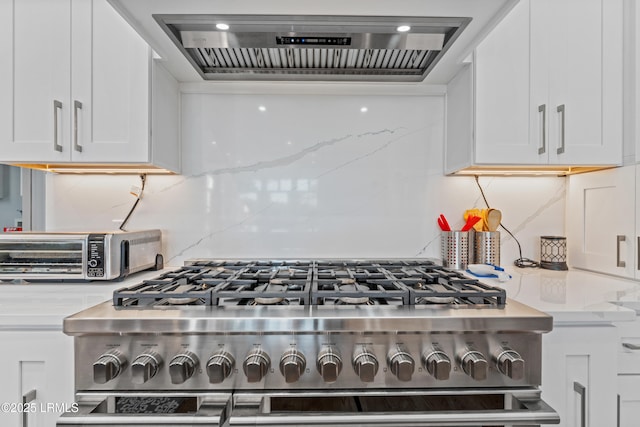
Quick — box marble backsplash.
[45,93,565,267]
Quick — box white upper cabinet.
[473,0,531,164]
[72,0,151,163]
[0,0,71,162]
[446,0,623,173]
[0,0,180,172]
[534,0,622,165]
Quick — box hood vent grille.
[154,15,470,82]
[188,47,437,77]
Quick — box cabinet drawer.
[617,319,640,374]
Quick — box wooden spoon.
[486,209,502,232]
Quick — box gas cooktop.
[112,259,506,308]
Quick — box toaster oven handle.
[119,240,130,279]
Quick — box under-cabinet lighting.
[450,165,617,177]
[396,25,411,32]
[11,163,177,175]
[216,23,230,30]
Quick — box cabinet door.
[474,0,534,164]
[542,325,617,427]
[0,0,72,162]
[619,376,640,427]
[0,331,74,427]
[547,0,622,165]
[566,166,636,278]
[636,166,640,277]
[71,0,151,163]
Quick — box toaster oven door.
[0,237,86,280]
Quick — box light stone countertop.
[485,266,640,324]
[1,266,639,330]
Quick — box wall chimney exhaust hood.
[107,0,519,84]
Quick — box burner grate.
[112,260,507,308]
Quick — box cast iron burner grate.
[112,260,506,308]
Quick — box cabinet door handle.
[538,104,546,155]
[623,342,640,350]
[22,389,36,427]
[556,104,565,154]
[574,381,586,427]
[617,235,626,268]
[73,100,83,152]
[637,236,639,271]
[53,100,63,152]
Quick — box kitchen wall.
[44,92,565,267]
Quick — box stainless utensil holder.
[441,231,471,270]
[473,231,500,266]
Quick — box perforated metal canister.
[473,231,500,266]
[441,231,471,270]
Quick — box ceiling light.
[396,25,411,32]
[360,107,368,113]
[216,23,229,30]
[258,105,266,112]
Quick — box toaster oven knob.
[352,348,378,383]
[279,349,307,383]
[422,350,451,381]
[93,349,127,384]
[459,350,488,381]
[317,347,343,383]
[388,350,415,382]
[131,351,163,385]
[206,351,235,384]
[243,349,271,383]
[169,351,199,384]
[495,348,525,380]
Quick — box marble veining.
[44,92,566,267]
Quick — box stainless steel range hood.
[107,0,519,84]
[154,15,470,82]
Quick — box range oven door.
[56,392,230,426]
[227,389,560,427]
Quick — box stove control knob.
[243,349,271,383]
[495,347,525,380]
[388,349,415,382]
[459,349,488,381]
[317,347,343,383]
[207,351,235,384]
[352,348,378,383]
[93,349,127,384]
[169,351,199,384]
[131,351,163,385]
[279,348,307,383]
[422,350,451,381]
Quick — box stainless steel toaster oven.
[0,230,162,281]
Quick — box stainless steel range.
[58,259,560,426]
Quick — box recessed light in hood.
[153,14,470,82]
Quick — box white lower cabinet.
[542,325,618,427]
[0,331,74,427]
[619,376,640,427]
[567,164,639,279]
[616,317,640,427]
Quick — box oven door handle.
[57,398,229,426]
[228,396,560,427]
